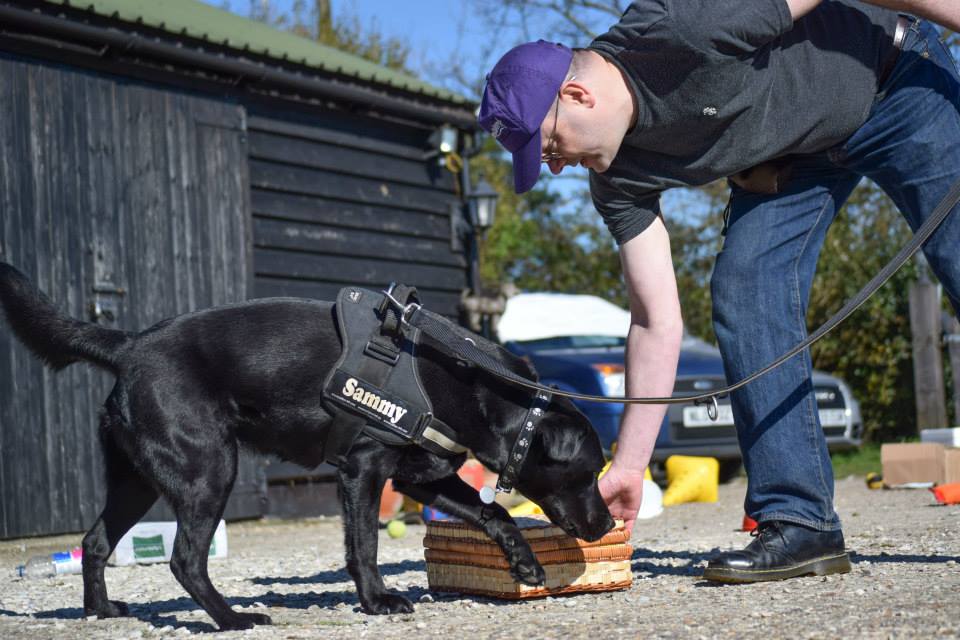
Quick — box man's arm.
[598,216,683,534]
[786,0,960,31]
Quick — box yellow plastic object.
[662,455,719,506]
[401,495,422,514]
[508,500,544,517]
[600,459,612,478]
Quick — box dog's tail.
[0,262,132,373]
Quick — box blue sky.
[213,0,507,92]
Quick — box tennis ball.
[386,519,406,539]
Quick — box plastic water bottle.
[15,547,83,578]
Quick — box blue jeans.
[711,18,960,531]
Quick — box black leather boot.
[703,520,851,583]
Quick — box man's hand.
[598,464,648,536]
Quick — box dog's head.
[512,397,614,541]
[417,331,614,542]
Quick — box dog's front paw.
[361,592,414,615]
[509,554,546,586]
[84,599,129,618]
[216,611,272,631]
[500,533,545,586]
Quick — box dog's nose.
[596,513,616,539]
[578,514,615,542]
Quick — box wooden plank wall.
[246,111,469,317]
[0,54,259,538]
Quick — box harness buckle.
[382,285,421,327]
[363,337,401,365]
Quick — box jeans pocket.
[873,34,929,107]
[934,37,960,76]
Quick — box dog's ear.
[538,422,585,463]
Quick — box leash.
[390,176,960,419]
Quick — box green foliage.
[668,181,728,344]
[805,185,919,442]
[830,443,882,478]
[473,138,625,303]
[245,0,412,72]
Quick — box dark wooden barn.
[0,0,480,538]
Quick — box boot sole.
[702,552,851,584]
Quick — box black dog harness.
[321,285,468,465]
[320,284,552,502]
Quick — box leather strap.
[495,390,552,494]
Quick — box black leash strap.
[394,175,960,410]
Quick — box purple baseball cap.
[478,40,573,194]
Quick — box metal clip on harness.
[382,285,421,328]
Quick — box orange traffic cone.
[930,482,960,505]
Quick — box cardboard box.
[111,520,228,566]
[946,447,960,484]
[881,443,945,486]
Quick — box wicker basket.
[423,515,632,599]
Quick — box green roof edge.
[44,0,473,107]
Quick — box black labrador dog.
[0,262,613,631]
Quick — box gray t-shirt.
[588,0,898,244]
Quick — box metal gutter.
[0,3,479,130]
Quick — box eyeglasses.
[541,75,575,163]
[541,100,562,162]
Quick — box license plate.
[818,408,847,427]
[683,404,735,427]
[683,406,848,428]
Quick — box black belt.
[878,15,911,87]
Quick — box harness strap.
[378,284,419,337]
[419,416,468,455]
[324,330,403,466]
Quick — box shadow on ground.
[250,558,426,586]
[848,550,959,564]
[23,559,439,633]
[631,547,717,578]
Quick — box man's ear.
[539,422,585,463]
[560,80,596,108]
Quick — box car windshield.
[516,336,627,351]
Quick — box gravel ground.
[1,476,958,639]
